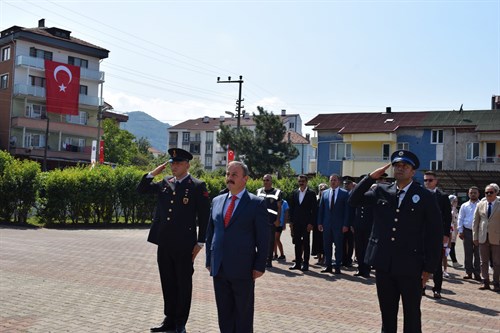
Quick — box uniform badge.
[412,194,420,203]
[183,198,189,204]
[398,151,404,156]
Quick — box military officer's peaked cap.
[390,150,420,169]
[168,148,193,162]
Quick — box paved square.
[1,226,498,332]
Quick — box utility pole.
[217,75,244,132]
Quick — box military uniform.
[348,150,442,333]
[137,148,210,332]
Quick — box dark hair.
[424,171,437,177]
[298,174,308,182]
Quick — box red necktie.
[224,196,238,227]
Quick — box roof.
[434,170,500,193]
[169,116,256,131]
[0,24,109,59]
[305,110,500,133]
[283,130,309,144]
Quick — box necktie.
[224,196,238,227]
[487,202,492,218]
[397,190,405,207]
[330,189,335,211]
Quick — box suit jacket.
[473,197,500,245]
[317,187,350,231]
[348,176,442,275]
[434,188,452,238]
[205,190,270,279]
[289,188,318,227]
[136,174,210,249]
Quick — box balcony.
[16,55,105,81]
[13,84,102,106]
[11,116,98,138]
[10,146,92,163]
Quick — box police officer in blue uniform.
[348,150,442,333]
[137,148,210,333]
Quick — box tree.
[102,118,139,165]
[217,106,299,177]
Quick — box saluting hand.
[369,163,391,180]
[150,163,167,177]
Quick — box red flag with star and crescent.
[44,60,80,115]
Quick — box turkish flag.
[99,140,105,164]
[44,60,80,115]
[227,149,234,162]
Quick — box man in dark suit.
[423,171,452,299]
[137,148,210,333]
[206,161,270,333]
[349,150,442,333]
[317,173,351,274]
[289,175,318,272]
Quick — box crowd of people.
[138,147,500,333]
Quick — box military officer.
[137,148,210,333]
[348,150,442,333]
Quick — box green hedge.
[0,151,328,226]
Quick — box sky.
[1,0,499,136]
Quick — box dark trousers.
[431,249,444,292]
[292,225,311,264]
[353,226,370,275]
[213,267,255,333]
[449,242,458,263]
[157,245,194,327]
[267,224,276,261]
[463,228,480,276]
[342,228,354,266]
[376,269,422,333]
[323,227,343,268]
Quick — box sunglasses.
[423,179,435,182]
[485,191,495,195]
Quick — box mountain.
[120,111,170,153]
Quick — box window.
[0,74,8,89]
[329,143,351,161]
[204,156,212,169]
[205,143,213,154]
[25,104,47,118]
[24,133,45,148]
[79,85,88,95]
[431,129,443,144]
[30,47,53,60]
[190,143,200,154]
[68,56,88,68]
[382,144,390,160]
[64,137,85,152]
[182,132,190,143]
[430,160,443,170]
[1,46,10,61]
[169,132,178,145]
[206,131,214,142]
[66,111,87,125]
[397,142,409,150]
[466,142,479,160]
[289,122,295,129]
[29,75,45,87]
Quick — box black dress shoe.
[334,268,342,274]
[289,263,301,270]
[151,321,175,332]
[321,267,333,273]
[354,272,363,276]
[433,291,441,299]
[176,326,187,333]
[474,275,482,282]
[300,264,309,271]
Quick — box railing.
[13,84,101,106]
[16,55,105,81]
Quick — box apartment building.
[168,110,309,172]
[0,19,113,169]
[306,104,500,192]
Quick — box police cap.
[390,150,420,169]
[168,148,193,162]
